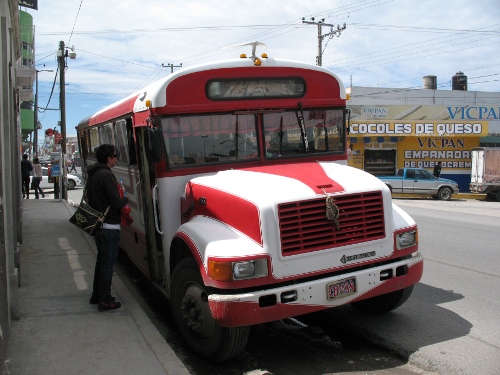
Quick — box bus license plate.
[327,277,356,300]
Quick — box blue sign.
[50,152,62,177]
[51,163,60,177]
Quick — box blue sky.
[26,0,500,141]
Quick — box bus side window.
[89,127,99,159]
[127,119,137,165]
[115,119,132,165]
[99,123,114,145]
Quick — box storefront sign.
[448,106,500,120]
[349,122,487,136]
[401,137,474,170]
[18,0,37,10]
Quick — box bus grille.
[278,191,385,255]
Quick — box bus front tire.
[350,285,414,314]
[170,258,249,363]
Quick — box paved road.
[44,190,500,374]
[318,197,500,375]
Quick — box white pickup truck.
[378,167,459,200]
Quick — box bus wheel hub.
[180,284,215,338]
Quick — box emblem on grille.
[341,251,376,264]
[322,188,340,230]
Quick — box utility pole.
[58,40,67,200]
[55,41,76,200]
[162,63,182,74]
[34,70,40,158]
[302,17,346,66]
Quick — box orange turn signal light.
[208,260,233,281]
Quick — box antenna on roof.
[225,41,267,58]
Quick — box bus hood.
[186,161,386,205]
[181,161,390,252]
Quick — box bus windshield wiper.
[295,102,309,153]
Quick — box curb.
[392,193,487,200]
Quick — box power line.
[67,0,84,45]
[34,1,500,96]
[38,24,297,36]
[325,23,500,67]
[37,22,499,38]
[78,49,161,69]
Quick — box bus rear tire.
[350,286,414,314]
[170,258,249,363]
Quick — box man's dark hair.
[22,154,28,160]
[96,144,116,163]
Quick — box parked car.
[38,156,51,167]
[30,167,82,190]
[377,167,459,200]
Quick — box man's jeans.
[33,177,43,198]
[93,229,121,302]
[22,176,30,197]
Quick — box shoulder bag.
[69,186,110,236]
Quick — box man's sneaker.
[90,295,115,304]
[98,300,121,312]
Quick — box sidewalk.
[4,199,190,375]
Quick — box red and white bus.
[77,43,423,362]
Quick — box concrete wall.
[0,1,23,372]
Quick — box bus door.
[134,125,165,286]
[111,119,148,278]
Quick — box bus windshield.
[264,109,344,158]
[161,108,344,168]
[162,113,259,167]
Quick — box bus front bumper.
[208,252,423,327]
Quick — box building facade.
[1,1,31,369]
[346,84,500,191]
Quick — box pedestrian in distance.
[32,158,45,199]
[21,154,33,199]
[85,144,128,312]
[433,161,442,178]
[68,158,77,173]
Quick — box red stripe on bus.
[242,162,345,194]
[187,183,263,246]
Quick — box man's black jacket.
[86,163,127,225]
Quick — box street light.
[34,69,53,158]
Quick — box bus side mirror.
[145,127,163,164]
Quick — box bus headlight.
[233,261,255,279]
[209,258,268,281]
[396,230,417,250]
